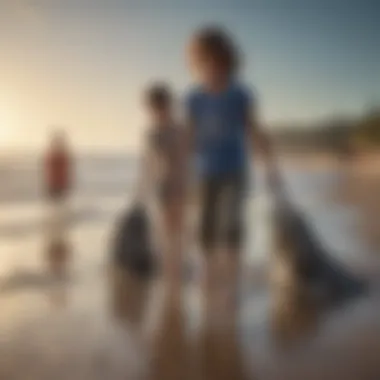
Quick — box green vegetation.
[351,108,380,149]
[273,106,380,153]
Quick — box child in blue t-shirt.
[184,26,277,299]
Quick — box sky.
[0,0,379,151]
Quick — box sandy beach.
[336,153,380,251]
[0,156,380,380]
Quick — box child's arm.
[180,118,195,203]
[247,101,281,189]
[247,100,272,159]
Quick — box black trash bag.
[111,203,155,278]
[271,173,368,305]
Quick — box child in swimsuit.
[137,83,186,284]
[45,130,72,202]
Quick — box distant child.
[45,130,72,203]
[44,131,72,276]
[184,26,278,299]
[137,84,186,284]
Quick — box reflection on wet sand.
[196,297,250,380]
[0,222,71,296]
[45,201,71,277]
[150,286,190,380]
[109,266,150,328]
[263,294,380,380]
[48,281,69,309]
[45,237,71,277]
[44,202,71,309]
[108,258,254,380]
[271,284,321,344]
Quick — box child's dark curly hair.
[190,26,240,75]
[145,83,172,109]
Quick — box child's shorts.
[198,173,246,251]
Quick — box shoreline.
[276,149,380,251]
[333,152,380,250]
[279,150,380,170]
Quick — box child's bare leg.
[222,246,242,307]
[162,200,184,286]
[198,179,223,320]
[220,176,245,309]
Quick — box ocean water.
[0,153,371,259]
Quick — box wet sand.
[337,153,380,251]
[1,167,380,380]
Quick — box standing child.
[184,26,278,304]
[137,84,186,285]
[44,130,72,276]
[45,130,72,204]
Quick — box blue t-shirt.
[186,82,253,178]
